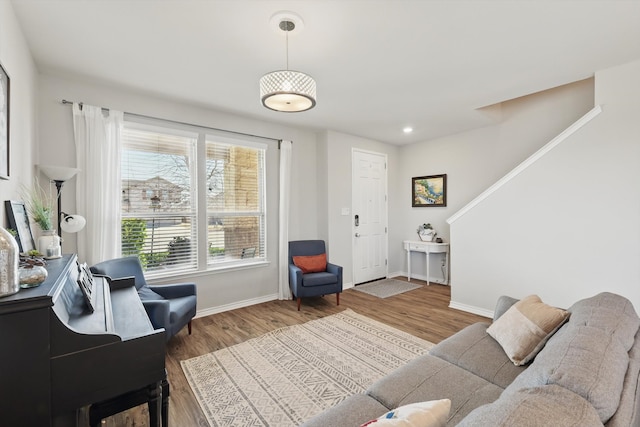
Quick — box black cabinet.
[0,255,166,426]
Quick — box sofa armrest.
[289,264,303,295]
[142,299,170,331]
[326,262,341,275]
[148,282,196,299]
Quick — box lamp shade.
[38,165,80,181]
[260,70,316,112]
[60,214,86,233]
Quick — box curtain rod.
[60,99,284,145]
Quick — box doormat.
[354,278,422,298]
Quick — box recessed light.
[403,127,413,134]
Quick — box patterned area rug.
[354,278,422,298]
[181,309,433,427]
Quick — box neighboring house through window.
[120,118,267,278]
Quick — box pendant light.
[260,14,316,112]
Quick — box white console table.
[403,240,450,285]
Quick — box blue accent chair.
[90,256,197,342]
[289,240,343,311]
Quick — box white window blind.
[121,124,198,275]
[120,118,269,278]
[206,136,266,266]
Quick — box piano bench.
[89,378,169,427]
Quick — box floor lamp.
[38,165,86,248]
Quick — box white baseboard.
[195,293,279,318]
[195,283,357,317]
[194,280,472,319]
[399,270,449,285]
[448,300,493,319]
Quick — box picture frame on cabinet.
[5,200,36,253]
[412,174,447,207]
[0,61,9,180]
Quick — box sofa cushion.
[486,294,570,365]
[360,400,451,427]
[569,292,640,352]
[457,385,603,427]
[505,324,629,424]
[429,322,526,388]
[302,271,338,287]
[366,354,503,426]
[300,393,390,427]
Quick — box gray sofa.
[302,292,640,426]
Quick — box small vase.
[0,226,20,297]
[418,230,434,242]
[19,265,48,288]
[38,230,61,258]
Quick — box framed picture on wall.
[412,174,447,207]
[5,200,36,253]
[0,61,9,180]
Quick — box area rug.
[181,309,433,427]
[354,278,422,298]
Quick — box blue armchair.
[289,240,343,311]
[90,256,197,342]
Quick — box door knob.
[355,233,361,237]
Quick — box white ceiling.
[10,0,640,145]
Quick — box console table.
[403,240,450,285]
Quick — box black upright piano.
[0,254,166,426]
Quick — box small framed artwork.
[5,200,36,253]
[0,61,9,180]
[412,174,447,207]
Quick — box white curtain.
[72,103,123,265]
[278,140,293,300]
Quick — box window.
[206,137,266,266]
[120,119,267,278]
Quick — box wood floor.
[101,278,488,426]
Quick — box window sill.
[146,259,271,283]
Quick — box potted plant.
[22,179,53,230]
[417,223,437,242]
[21,179,60,257]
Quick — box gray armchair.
[90,256,197,342]
[289,240,342,311]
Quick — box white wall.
[37,73,320,314]
[395,79,595,285]
[448,60,640,314]
[0,1,39,226]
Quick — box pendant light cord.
[286,28,289,70]
[280,20,295,71]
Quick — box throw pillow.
[486,294,569,365]
[292,254,327,273]
[360,399,451,427]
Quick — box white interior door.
[352,149,388,284]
